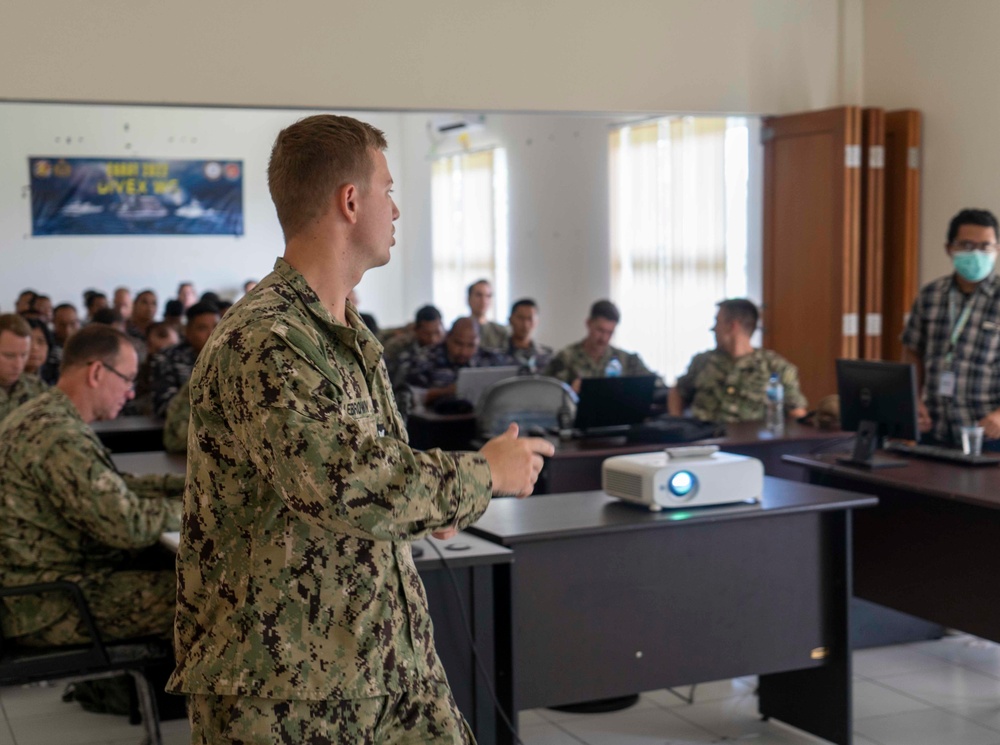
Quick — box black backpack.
[626,416,725,444]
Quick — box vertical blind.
[431,148,508,325]
[610,117,749,384]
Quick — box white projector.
[601,446,764,511]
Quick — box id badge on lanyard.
[941,292,974,398]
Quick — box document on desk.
[161,531,180,552]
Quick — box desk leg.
[491,563,515,745]
[758,510,853,745]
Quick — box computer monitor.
[836,359,919,468]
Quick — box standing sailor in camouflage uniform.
[544,299,657,392]
[0,325,183,646]
[467,279,509,351]
[669,298,808,422]
[167,114,553,744]
[0,314,47,422]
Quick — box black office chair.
[477,375,577,439]
[0,581,170,745]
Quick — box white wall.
[1,1,854,115]
[397,112,622,349]
[863,0,1000,283]
[0,103,407,321]
[0,0,858,348]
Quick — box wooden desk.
[542,421,847,493]
[785,453,1000,643]
[145,455,511,745]
[93,415,164,453]
[470,479,874,745]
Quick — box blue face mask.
[953,250,996,282]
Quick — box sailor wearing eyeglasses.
[903,208,1000,450]
[0,324,183,646]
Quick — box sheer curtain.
[431,148,508,325]
[610,117,749,384]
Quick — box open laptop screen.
[574,375,657,432]
[455,366,522,410]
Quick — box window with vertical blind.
[431,148,508,326]
[609,117,751,384]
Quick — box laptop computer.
[455,365,521,410]
[573,375,657,435]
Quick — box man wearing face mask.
[903,208,1000,449]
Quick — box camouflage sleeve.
[403,351,435,389]
[38,437,182,548]
[123,473,187,499]
[673,355,700,405]
[776,358,809,412]
[542,349,572,383]
[216,341,493,541]
[163,382,191,454]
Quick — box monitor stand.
[836,420,907,469]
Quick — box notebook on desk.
[455,365,521,410]
[573,375,657,435]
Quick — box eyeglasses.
[94,361,137,389]
[950,240,1000,253]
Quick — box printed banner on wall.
[29,157,244,236]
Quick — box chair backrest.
[0,581,169,744]
[477,375,578,438]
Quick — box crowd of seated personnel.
[380,283,809,428]
[3,280,255,428]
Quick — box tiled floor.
[5,634,1000,744]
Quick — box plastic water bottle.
[765,373,784,433]
[605,358,623,377]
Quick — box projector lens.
[668,470,696,498]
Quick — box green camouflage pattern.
[0,388,184,642]
[675,348,808,423]
[168,258,493,702]
[162,380,190,454]
[188,678,473,744]
[543,340,654,383]
[477,320,509,351]
[0,372,47,423]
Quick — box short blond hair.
[0,313,30,338]
[267,115,388,241]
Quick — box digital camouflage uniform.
[674,348,808,423]
[543,340,654,384]
[504,339,553,375]
[476,320,509,352]
[162,380,190,454]
[167,259,493,743]
[382,329,417,387]
[405,341,512,390]
[0,388,183,646]
[0,372,47,423]
[150,340,197,417]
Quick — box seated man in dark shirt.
[405,317,509,405]
[383,304,445,387]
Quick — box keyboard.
[883,441,1000,467]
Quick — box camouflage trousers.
[16,569,175,647]
[188,679,475,744]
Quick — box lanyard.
[945,291,975,365]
